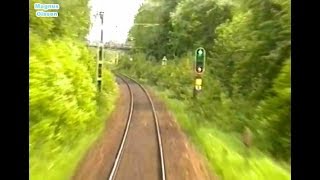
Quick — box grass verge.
[30,131,101,180]
[150,87,291,180]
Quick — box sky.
[87,0,144,43]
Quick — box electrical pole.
[97,11,104,92]
[100,12,104,43]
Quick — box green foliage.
[30,34,118,179]
[129,0,231,59]
[126,0,291,161]
[212,0,291,100]
[140,86,291,180]
[196,128,289,180]
[51,0,90,38]
[124,0,291,163]
[30,38,97,147]
[30,0,90,40]
[29,0,118,178]
[254,59,291,161]
[170,0,232,56]
[119,0,291,167]
[129,1,163,55]
[30,0,56,38]
[210,0,291,161]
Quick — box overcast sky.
[87,0,144,43]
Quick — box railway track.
[108,74,166,180]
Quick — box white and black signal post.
[97,11,104,92]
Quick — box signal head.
[195,47,206,74]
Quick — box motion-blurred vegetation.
[29,0,118,179]
[118,0,290,179]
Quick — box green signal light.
[196,50,204,62]
[195,47,206,74]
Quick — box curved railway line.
[107,74,166,180]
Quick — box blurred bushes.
[30,32,118,179]
[29,0,118,178]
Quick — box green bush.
[253,59,291,161]
[30,35,118,180]
[154,88,290,180]
[29,0,119,178]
